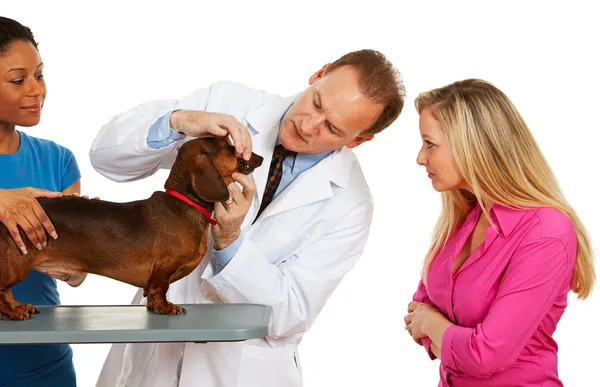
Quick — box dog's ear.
[189,154,230,202]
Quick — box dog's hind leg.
[0,259,38,320]
[0,288,38,320]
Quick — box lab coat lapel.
[242,93,355,223]
[254,147,354,221]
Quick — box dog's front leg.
[144,269,186,315]
[142,287,155,310]
[145,283,186,315]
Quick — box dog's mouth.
[237,153,264,175]
[237,159,253,175]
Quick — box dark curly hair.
[0,16,39,56]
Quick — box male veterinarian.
[89,49,406,387]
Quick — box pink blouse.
[413,203,577,386]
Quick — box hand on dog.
[170,110,253,161]
[69,193,100,200]
[212,172,256,250]
[0,187,61,255]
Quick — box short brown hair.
[325,49,406,135]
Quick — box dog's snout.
[237,159,251,173]
[236,153,263,175]
[252,153,264,167]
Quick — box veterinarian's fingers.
[31,200,58,241]
[15,212,44,251]
[226,116,252,159]
[232,173,256,202]
[209,123,228,137]
[236,122,253,160]
[227,182,244,204]
[214,202,234,220]
[5,220,28,255]
[214,202,227,216]
[26,187,62,199]
[223,121,245,158]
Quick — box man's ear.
[346,135,374,149]
[309,63,331,85]
[189,154,230,202]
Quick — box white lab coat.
[89,81,374,387]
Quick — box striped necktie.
[254,144,296,221]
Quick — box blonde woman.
[403,79,595,386]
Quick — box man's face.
[278,65,384,154]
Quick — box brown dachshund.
[0,137,263,320]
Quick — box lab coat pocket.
[252,226,298,264]
[237,344,302,387]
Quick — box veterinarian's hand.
[212,172,256,250]
[0,188,61,255]
[170,110,253,161]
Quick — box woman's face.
[416,106,465,192]
[0,40,46,128]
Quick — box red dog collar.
[165,189,218,225]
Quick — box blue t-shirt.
[0,131,80,386]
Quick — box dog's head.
[166,137,263,203]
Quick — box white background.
[3,1,599,386]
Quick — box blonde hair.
[415,78,595,300]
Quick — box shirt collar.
[274,138,332,174]
[486,203,526,237]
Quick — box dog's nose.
[252,153,264,167]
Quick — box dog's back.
[0,194,205,289]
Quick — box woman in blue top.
[0,16,82,386]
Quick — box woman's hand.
[405,301,454,347]
[405,301,437,340]
[0,188,61,254]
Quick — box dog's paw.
[145,300,154,311]
[150,301,187,316]
[0,303,38,320]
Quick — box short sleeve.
[60,147,81,190]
